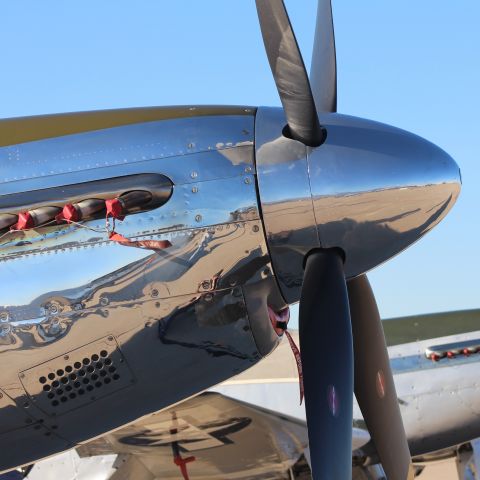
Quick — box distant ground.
[417,457,459,479]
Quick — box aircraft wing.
[76,392,310,480]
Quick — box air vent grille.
[38,350,121,408]
[20,336,134,416]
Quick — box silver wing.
[77,392,309,480]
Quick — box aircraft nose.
[308,113,461,278]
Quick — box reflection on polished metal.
[77,392,309,479]
[256,107,461,303]
[0,101,462,473]
[0,109,285,472]
[0,173,173,222]
[0,102,462,472]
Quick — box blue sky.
[0,1,478,319]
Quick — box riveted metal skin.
[255,107,461,304]
[0,107,285,472]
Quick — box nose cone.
[309,113,461,278]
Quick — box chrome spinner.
[255,107,461,304]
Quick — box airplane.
[8,308,480,480]
[0,1,461,479]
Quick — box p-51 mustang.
[0,1,460,479]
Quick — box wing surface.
[77,392,309,480]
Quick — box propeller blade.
[299,249,353,479]
[310,0,337,113]
[348,275,414,480]
[255,0,324,146]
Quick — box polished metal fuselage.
[0,107,284,471]
[0,105,461,471]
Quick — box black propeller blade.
[255,0,324,146]
[348,275,414,480]
[299,249,353,479]
[299,254,414,479]
[310,0,337,113]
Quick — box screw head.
[244,177,252,185]
[151,289,159,298]
[48,304,58,315]
[201,280,211,291]
[1,324,11,335]
[252,225,260,233]
[100,297,109,306]
[195,214,202,222]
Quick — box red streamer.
[285,330,304,405]
[109,232,172,251]
[268,306,304,405]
